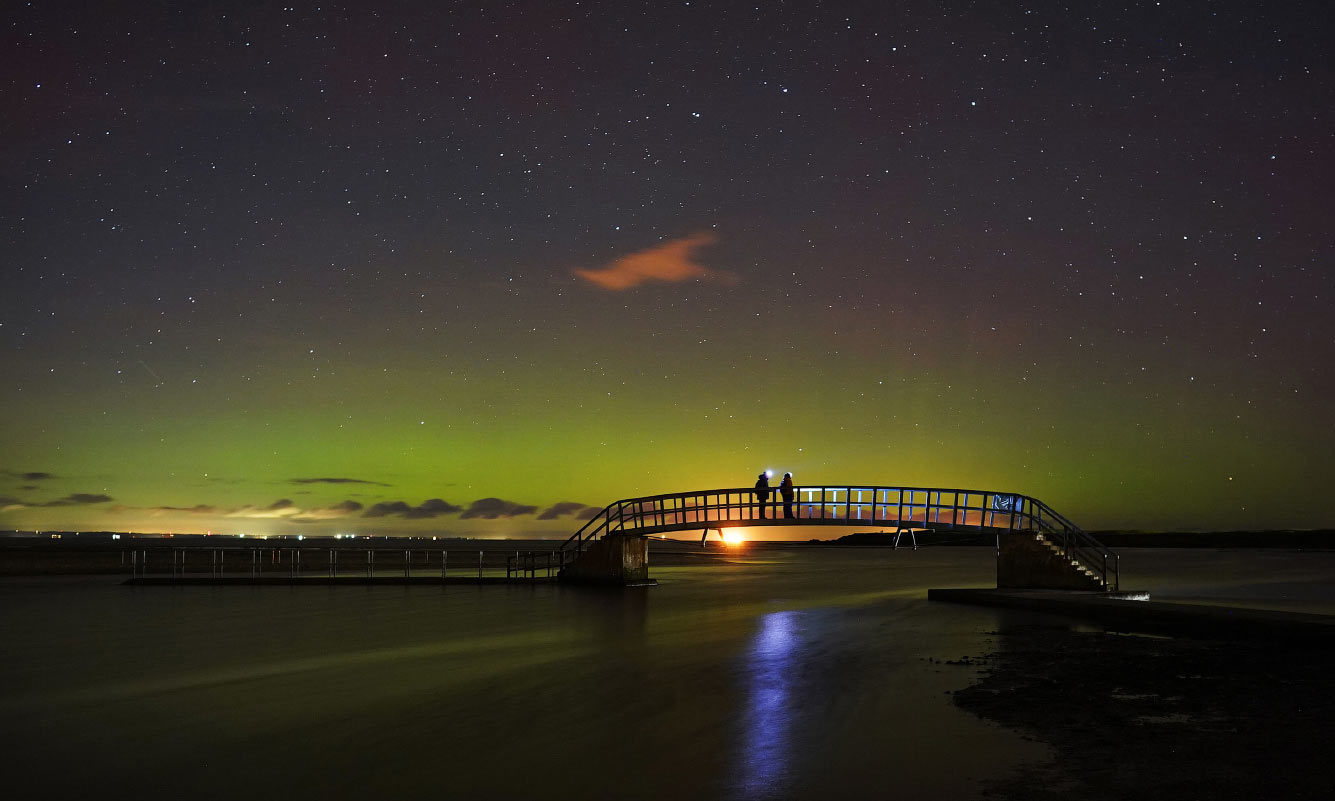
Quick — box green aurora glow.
[3,2,1331,536]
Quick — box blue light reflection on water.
[737,610,801,799]
[9,547,1324,799]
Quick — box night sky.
[4,1,1332,537]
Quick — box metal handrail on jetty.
[126,545,562,582]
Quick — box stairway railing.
[1022,496,1119,590]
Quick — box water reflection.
[737,610,801,799]
[0,548,1093,800]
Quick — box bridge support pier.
[559,534,651,585]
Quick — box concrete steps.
[1034,532,1106,587]
[998,532,1107,591]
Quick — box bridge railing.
[559,485,1118,590]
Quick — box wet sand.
[952,625,1335,800]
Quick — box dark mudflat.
[952,625,1335,800]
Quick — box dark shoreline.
[952,625,1335,800]
[1092,529,1335,549]
[831,529,1335,549]
[8,528,1335,547]
[6,530,1335,577]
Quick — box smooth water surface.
[2,548,1042,800]
[4,546,1330,799]
[1115,547,1335,614]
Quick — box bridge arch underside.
[631,518,1014,538]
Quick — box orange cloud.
[574,233,728,290]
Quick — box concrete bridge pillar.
[559,534,649,585]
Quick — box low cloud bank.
[43,493,113,506]
[290,477,390,487]
[460,498,538,519]
[364,498,463,519]
[537,501,602,520]
[4,487,608,529]
[150,504,218,514]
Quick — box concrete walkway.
[928,587,1335,642]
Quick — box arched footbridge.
[555,485,1119,591]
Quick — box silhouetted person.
[754,472,771,519]
[780,472,795,519]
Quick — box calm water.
[2,546,1331,800]
[1116,547,1335,614]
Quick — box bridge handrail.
[558,484,1116,589]
[563,485,1060,544]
